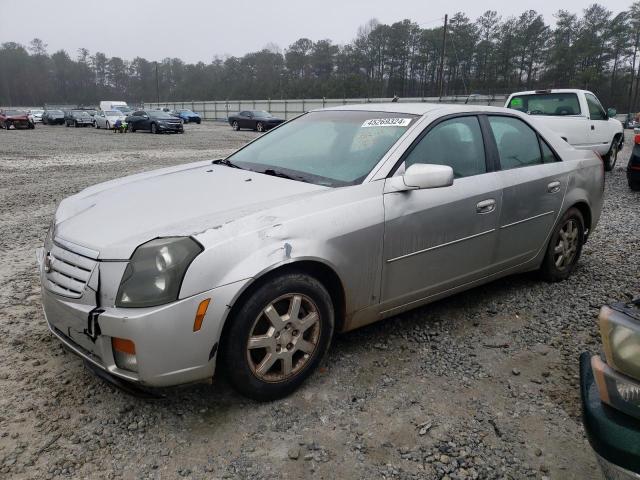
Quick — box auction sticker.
[362,118,412,128]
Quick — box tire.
[232,121,239,131]
[220,273,334,401]
[151,123,158,134]
[95,122,100,129]
[106,121,110,130]
[66,121,70,127]
[629,179,640,191]
[196,119,201,125]
[74,121,79,128]
[540,207,585,282]
[256,122,265,133]
[129,124,135,133]
[603,139,619,171]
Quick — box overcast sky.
[0,0,632,63]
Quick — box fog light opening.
[193,298,211,332]
[112,337,138,373]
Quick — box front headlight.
[600,304,640,381]
[115,237,202,308]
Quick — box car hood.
[54,161,328,259]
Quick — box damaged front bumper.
[37,246,247,388]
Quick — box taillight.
[635,134,640,145]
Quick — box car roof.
[317,102,521,117]
[508,89,595,96]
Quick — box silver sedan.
[37,104,604,400]
[94,110,126,129]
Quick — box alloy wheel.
[553,219,579,271]
[246,293,321,382]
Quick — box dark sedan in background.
[42,109,65,125]
[127,110,184,134]
[0,109,34,129]
[227,110,284,132]
[171,109,201,124]
[64,110,94,127]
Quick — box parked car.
[0,109,34,129]
[37,104,604,400]
[29,109,44,123]
[127,110,184,134]
[623,114,638,129]
[228,110,284,132]
[505,89,624,171]
[581,298,640,479]
[628,131,640,191]
[42,109,65,125]
[114,105,134,116]
[172,109,201,124]
[65,110,94,127]
[94,110,126,130]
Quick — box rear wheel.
[540,207,585,282]
[603,139,619,171]
[220,273,334,401]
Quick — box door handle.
[547,181,561,194]
[476,199,496,214]
[591,125,595,130]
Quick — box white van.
[99,101,128,112]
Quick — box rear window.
[507,93,581,116]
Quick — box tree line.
[1,2,639,112]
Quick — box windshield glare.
[507,93,581,116]
[226,111,417,187]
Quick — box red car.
[0,109,34,129]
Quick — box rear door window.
[488,116,543,170]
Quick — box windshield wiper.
[262,169,310,183]
[212,158,245,170]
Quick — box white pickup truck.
[505,89,624,171]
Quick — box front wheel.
[256,122,265,132]
[220,273,334,401]
[151,123,158,134]
[232,121,239,131]
[540,207,585,282]
[603,140,619,171]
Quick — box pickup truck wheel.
[540,207,585,282]
[603,141,619,171]
[220,273,334,401]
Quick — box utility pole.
[437,14,448,99]
[155,62,160,105]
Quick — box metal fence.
[143,95,508,121]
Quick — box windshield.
[507,93,581,116]
[105,111,123,116]
[226,110,417,187]
[73,111,90,117]
[148,111,174,119]
[252,111,272,117]
[179,110,194,114]
[115,106,133,113]
[31,110,44,114]
[48,110,63,115]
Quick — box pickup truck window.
[488,116,543,170]
[585,93,607,120]
[507,93,581,116]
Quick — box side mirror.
[607,108,617,118]
[388,163,454,192]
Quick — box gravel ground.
[0,123,638,480]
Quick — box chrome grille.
[45,244,97,298]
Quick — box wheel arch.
[218,259,347,350]
[568,200,592,237]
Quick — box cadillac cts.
[37,104,604,400]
